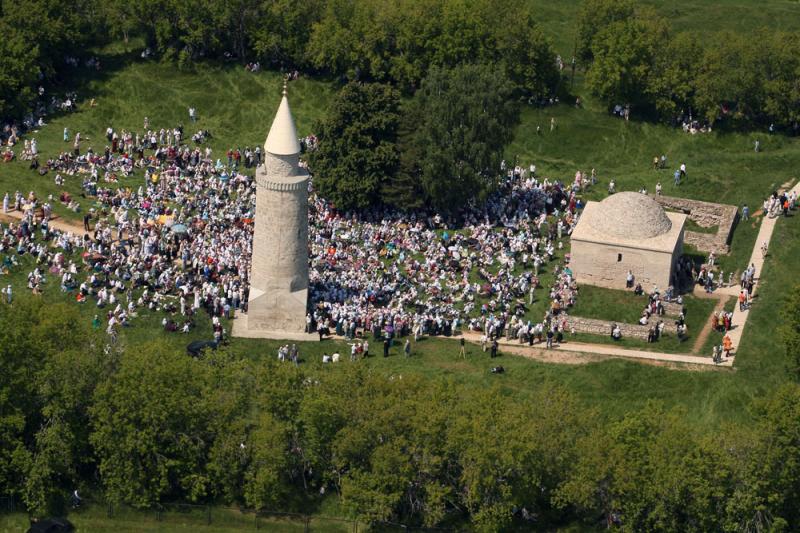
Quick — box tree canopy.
[400,64,517,214]
[309,82,401,211]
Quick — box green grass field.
[2,5,800,528]
[1,35,797,430]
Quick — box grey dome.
[587,192,672,239]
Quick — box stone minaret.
[235,85,312,340]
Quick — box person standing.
[754,139,760,152]
[490,339,498,358]
[6,284,12,304]
[546,328,554,349]
[459,337,466,359]
[404,339,411,358]
[383,338,389,357]
[742,204,749,221]
[679,162,686,180]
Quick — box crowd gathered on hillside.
[0,111,788,353]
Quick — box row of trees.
[578,0,800,128]
[4,298,800,531]
[309,65,517,213]
[103,0,560,97]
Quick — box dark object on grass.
[27,518,75,533]
[491,366,505,374]
[187,340,218,357]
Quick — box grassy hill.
[2,19,800,528]
[0,42,798,427]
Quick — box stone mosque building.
[570,192,686,291]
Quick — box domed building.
[570,192,686,290]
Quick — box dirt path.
[691,297,727,355]
[0,209,86,235]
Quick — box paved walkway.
[713,181,800,356]
[460,331,731,367]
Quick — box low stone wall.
[652,195,738,254]
[662,301,683,316]
[566,316,651,340]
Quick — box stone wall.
[570,239,674,291]
[662,301,683,316]
[566,316,651,340]
[652,195,738,254]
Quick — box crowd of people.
[0,108,781,359]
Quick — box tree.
[401,64,517,213]
[309,82,401,211]
[646,32,702,121]
[90,341,212,507]
[0,27,40,118]
[576,0,634,64]
[586,13,669,110]
[693,32,763,126]
[556,403,734,532]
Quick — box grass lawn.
[570,284,651,323]
[684,218,719,234]
[568,293,718,354]
[0,503,353,533]
[1,14,800,526]
[528,0,800,57]
[0,47,333,223]
[0,41,795,422]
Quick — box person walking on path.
[459,337,466,359]
[722,334,733,358]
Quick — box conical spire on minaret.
[264,80,301,156]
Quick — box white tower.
[234,85,313,340]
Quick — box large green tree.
[586,13,669,109]
[401,64,517,213]
[575,0,635,64]
[90,342,212,507]
[309,82,401,211]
